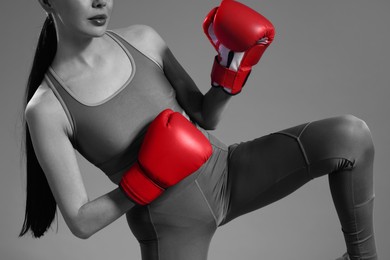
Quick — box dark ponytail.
[19,14,58,238]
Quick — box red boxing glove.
[120,109,213,205]
[203,0,275,95]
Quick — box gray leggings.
[126,114,377,260]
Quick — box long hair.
[19,14,58,238]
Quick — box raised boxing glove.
[203,0,275,95]
[119,109,213,205]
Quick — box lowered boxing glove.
[203,0,275,95]
[119,109,213,205]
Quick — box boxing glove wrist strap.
[211,56,251,95]
[120,162,165,205]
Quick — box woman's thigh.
[220,114,372,225]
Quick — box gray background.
[1,0,389,259]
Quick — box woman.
[19,0,378,260]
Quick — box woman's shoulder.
[111,24,164,44]
[26,82,57,116]
[110,25,167,68]
[25,81,73,138]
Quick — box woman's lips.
[88,15,107,26]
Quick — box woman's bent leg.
[221,115,377,260]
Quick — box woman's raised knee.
[338,114,374,155]
[323,114,375,163]
[300,114,374,164]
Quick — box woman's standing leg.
[220,115,377,260]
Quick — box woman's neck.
[51,29,111,78]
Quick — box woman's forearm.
[201,87,232,130]
[73,187,135,239]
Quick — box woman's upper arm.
[161,43,205,123]
[25,94,88,233]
